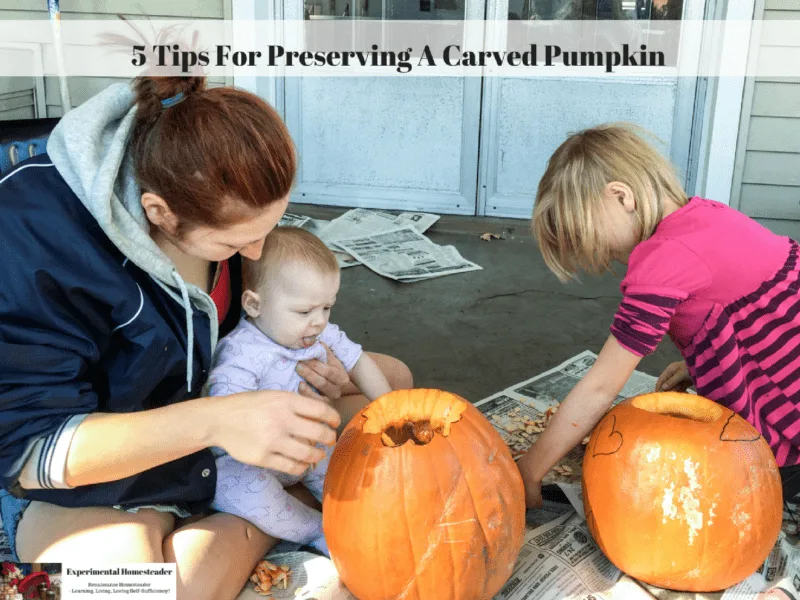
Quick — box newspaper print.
[319,208,439,246]
[278,212,312,229]
[276,213,360,269]
[334,226,482,282]
[496,511,625,600]
[320,209,440,271]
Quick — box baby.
[206,226,392,556]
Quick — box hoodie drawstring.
[172,271,194,392]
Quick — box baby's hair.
[244,226,339,290]
[532,122,687,283]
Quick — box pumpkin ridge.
[397,442,423,600]
[427,444,463,599]
[444,415,493,594]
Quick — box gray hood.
[46,82,219,391]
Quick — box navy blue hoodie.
[0,84,240,513]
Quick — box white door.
[278,0,709,218]
[282,0,485,215]
[478,0,709,218]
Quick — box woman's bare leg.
[336,352,413,430]
[163,511,274,600]
[15,501,174,562]
[164,484,323,600]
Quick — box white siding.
[732,0,800,219]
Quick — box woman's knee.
[16,502,174,562]
[368,352,413,389]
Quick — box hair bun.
[133,76,206,123]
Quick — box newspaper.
[334,226,482,282]
[277,212,360,269]
[496,510,654,600]
[475,350,660,517]
[278,212,312,229]
[320,208,440,271]
[319,207,439,247]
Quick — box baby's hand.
[655,361,692,393]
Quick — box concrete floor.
[296,204,685,402]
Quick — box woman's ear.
[242,290,262,318]
[141,192,179,234]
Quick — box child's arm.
[517,335,642,507]
[349,353,393,402]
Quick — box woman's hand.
[296,343,351,404]
[655,361,692,393]
[213,390,341,476]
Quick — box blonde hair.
[244,226,339,290]
[532,123,687,283]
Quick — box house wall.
[0,0,232,121]
[731,0,800,220]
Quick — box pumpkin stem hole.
[380,421,435,447]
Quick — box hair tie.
[161,92,185,109]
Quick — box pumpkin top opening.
[631,392,723,423]
[361,389,468,448]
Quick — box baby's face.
[250,262,340,349]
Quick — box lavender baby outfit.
[206,318,362,556]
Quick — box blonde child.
[518,123,800,513]
[206,227,392,555]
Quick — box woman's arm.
[18,391,341,488]
[517,335,642,506]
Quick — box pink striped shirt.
[611,197,800,465]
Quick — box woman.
[0,75,411,599]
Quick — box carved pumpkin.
[322,389,526,600]
[582,392,782,592]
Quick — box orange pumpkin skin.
[582,392,782,592]
[322,389,526,600]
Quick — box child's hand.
[655,361,692,393]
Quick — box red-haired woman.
[0,76,412,599]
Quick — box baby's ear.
[241,290,262,318]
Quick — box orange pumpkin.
[582,392,782,592]
[322,389,526,600]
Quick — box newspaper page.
[319,208,440,245]
[475,351,661,517]
[333,226,482,282]
[496,510,635,600]
[277,213,361,268]
[319,208,440,271]
[278,212,312,229]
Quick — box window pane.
[507,0,684,21]
[305,0,466,19]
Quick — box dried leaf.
[480,232,502,242]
